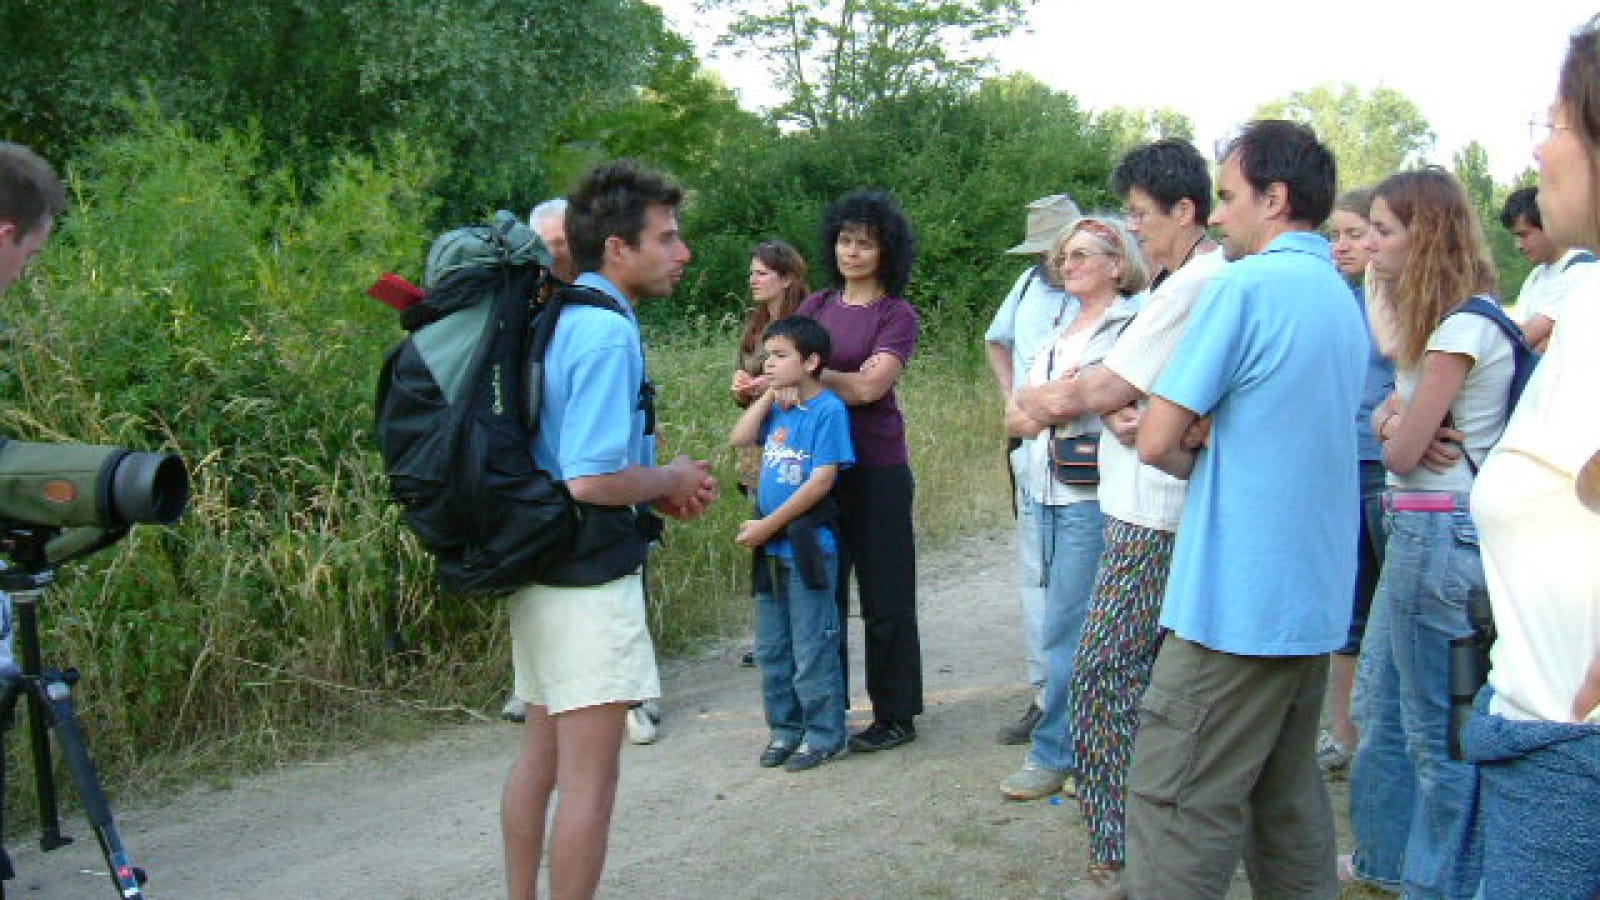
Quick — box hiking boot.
[784,742,849,772]
[1063,866,1126,900]
[759,741,798,768]
[501,695,526,723]
[848,720,916,753]
[1000,760,1071,800]
[1317,730,1351,775]
[626,704,659,745]
[996,701,1043,745]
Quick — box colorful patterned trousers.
[1069,516,1175,866]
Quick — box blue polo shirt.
[1152,231,1368,656]
[532,272,654,479]
[984,264,1073,390]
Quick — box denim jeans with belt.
[1026,498,1105,773]
[755,553,846,753]
[1349,504,1485,898]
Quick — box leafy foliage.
[1257,83,1436,190]
[666,74,1117,336]
[0,0,663,217]
[707,0,1032,129]
[1096,106,1196,155]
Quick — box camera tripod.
[0,543,147,898]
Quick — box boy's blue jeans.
[755,553,846,753]
[1349,506,1484,899]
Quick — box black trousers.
[833,463,923,723]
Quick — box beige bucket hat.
[1006,193,1082,255]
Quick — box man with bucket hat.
[984,192,1080,744]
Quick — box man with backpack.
[500,160,715,900]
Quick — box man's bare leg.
[503,703,558,899]
[546,702,628,900]
[502,702,630,899]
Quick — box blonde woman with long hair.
[1344,168,1508,898]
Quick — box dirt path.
[3,530,1351,899]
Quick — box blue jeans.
[1027,499,1105,773]
[1349,507,1484,899]
[755,553,846,753]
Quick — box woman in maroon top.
[796,190,923,751]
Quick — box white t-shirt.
[1473,264,1600,723]
[1097,248,1229,531]
[1389,304,1514,492]
[1513,248,1590,323]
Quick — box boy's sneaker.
[759,741,798,768]
[784,742,848,772]
[848,719,916,753]
[1000,760,1072,800]
[996,701,1043,745]
[626,703,659,745]
[1317,730,1351,774]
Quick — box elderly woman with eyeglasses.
[1000,216,1148,805]
[1461,15,1600,899]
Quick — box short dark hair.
[1499,186,1542,231]
[566,159,684,274]
[1221,120,1337,228]
[762,315,832,375]
[1111,139,1212,223]
[819,190,917,296]
[0,143,66,238]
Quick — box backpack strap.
[1562,249,1597,271]
[1443,296,1537,476]
[524,284,631,431]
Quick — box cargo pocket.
[1129,682,1208,807]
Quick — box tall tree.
[706,0,1032,130]
[1096,106,1195,155]
[1454,140,1532,299]
[1256,83,1435,189]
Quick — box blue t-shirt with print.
[757,389,854,557]
[532,272,655,479]
[1152,232,1368,656]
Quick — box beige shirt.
[1096,248,1228,532]
[1474,264,1600,723]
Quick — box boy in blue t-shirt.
[730,315,855,772]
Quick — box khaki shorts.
[508,571,660,716]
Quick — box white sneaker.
[626,704,659,744]
[501,695,526,723]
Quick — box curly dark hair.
[818,190,917,295]
[566,159,684,274]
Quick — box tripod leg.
[37,677,146,898]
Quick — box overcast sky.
[650,0,1595,181]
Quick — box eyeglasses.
[1529,118,1574,144]
[1061,248,1114,266]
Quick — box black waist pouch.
[749,495,839,592]
[540,504,661,587]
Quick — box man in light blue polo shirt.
[502,160,717,900]
[984,192,1079,744]
[1129,121,1366,899]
